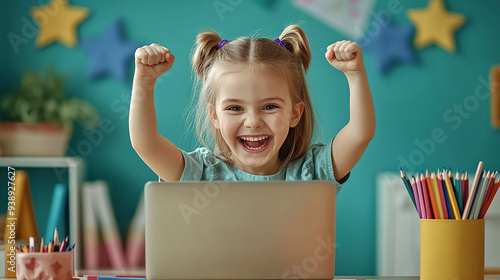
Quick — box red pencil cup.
[420,219,484,280]
[16,251,74,280]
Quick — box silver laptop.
[145,181,336,280]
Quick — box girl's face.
[210,69,304,175]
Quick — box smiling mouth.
[238,136,271,151]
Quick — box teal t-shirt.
[176,139,349,193]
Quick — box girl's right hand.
[134,43,175,80]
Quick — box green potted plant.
[0,67,99,157]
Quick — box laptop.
[144,181,336,280]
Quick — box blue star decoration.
[82,20,139,82]
[360,16,416,73]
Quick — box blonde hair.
[191,25,315,166]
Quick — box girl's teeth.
[240,136,270,150]
[241,136,269,141]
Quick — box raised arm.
[129,43,184,181]
[325,41,375,181]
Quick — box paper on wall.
[292,0,377,39]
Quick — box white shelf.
[0,157,85,271]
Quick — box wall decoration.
[407,0,465,53]
[492,66,500,128]
[292,0,377,39]
[31,0,89,48]
[361,14,416,73]
[81,20,140,83]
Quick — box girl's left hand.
[325,40,365,76]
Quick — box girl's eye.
[263,104,279,110]
[226,106,242,111]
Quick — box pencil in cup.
[478,171,497,219]
[410,175,423,219]
[400,163,500,220]
[435,171,449,219]
[400,169,418,211]
[442,169,461,220]
[424,171,439,219]
[430,172,444,219]
[419,172,433,219]
[462,162,484,219]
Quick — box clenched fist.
[325,40,365,77]
[134,43,175,80]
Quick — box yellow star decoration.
[407,0,465,52]
[31,0,88,48]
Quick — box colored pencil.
[400,169,418,211]
[67,243,76,251]
[440,170,454,219]
[470,171,484,219]
[443,169,461,220]
[425,170,439,219]
[481,178,500,219]
[462,161,484,219]
[400,162,499,220]
[472,172,489,219]
[59,237,68,252]
[417,175,429,219]
[455,170,464,213]
[29,236,35,253]
[409,176,420,217]
[477,171,495,218]
[48,240,53,253]
[431,172,444,219]
[465,171,469,205]
[436,170,449,219]
[412,176,423,219]
[461,173,467,208]
[54,228,59,245]
[420,172,433,219]
[40,238,44,253]
[479,172,497,219]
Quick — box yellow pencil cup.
[420,219,484,280]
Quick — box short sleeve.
[179,148,206,181]
[177,148,236,181]
[287,139,349,193]
[158,149,206,182]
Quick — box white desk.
[2,275,500,280]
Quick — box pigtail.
[277,25,311,72]
[192,31,223,78]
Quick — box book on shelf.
[44,183,68,243]
[82,181,127,270]
[125,191,145,269]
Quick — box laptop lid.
[145,180,336,280]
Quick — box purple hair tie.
[217,39,229,49]
[274,38,286,47]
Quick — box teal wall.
[1,0,500,275]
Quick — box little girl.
[129,25,375,191]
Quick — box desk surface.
[69,275,500,280]
[2,277,500,280]
[76,276,498,280]
[333,277,500,280]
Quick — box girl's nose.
[244,113,263,129]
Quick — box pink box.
[16,251,74,280]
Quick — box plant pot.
[0,122,72,157]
